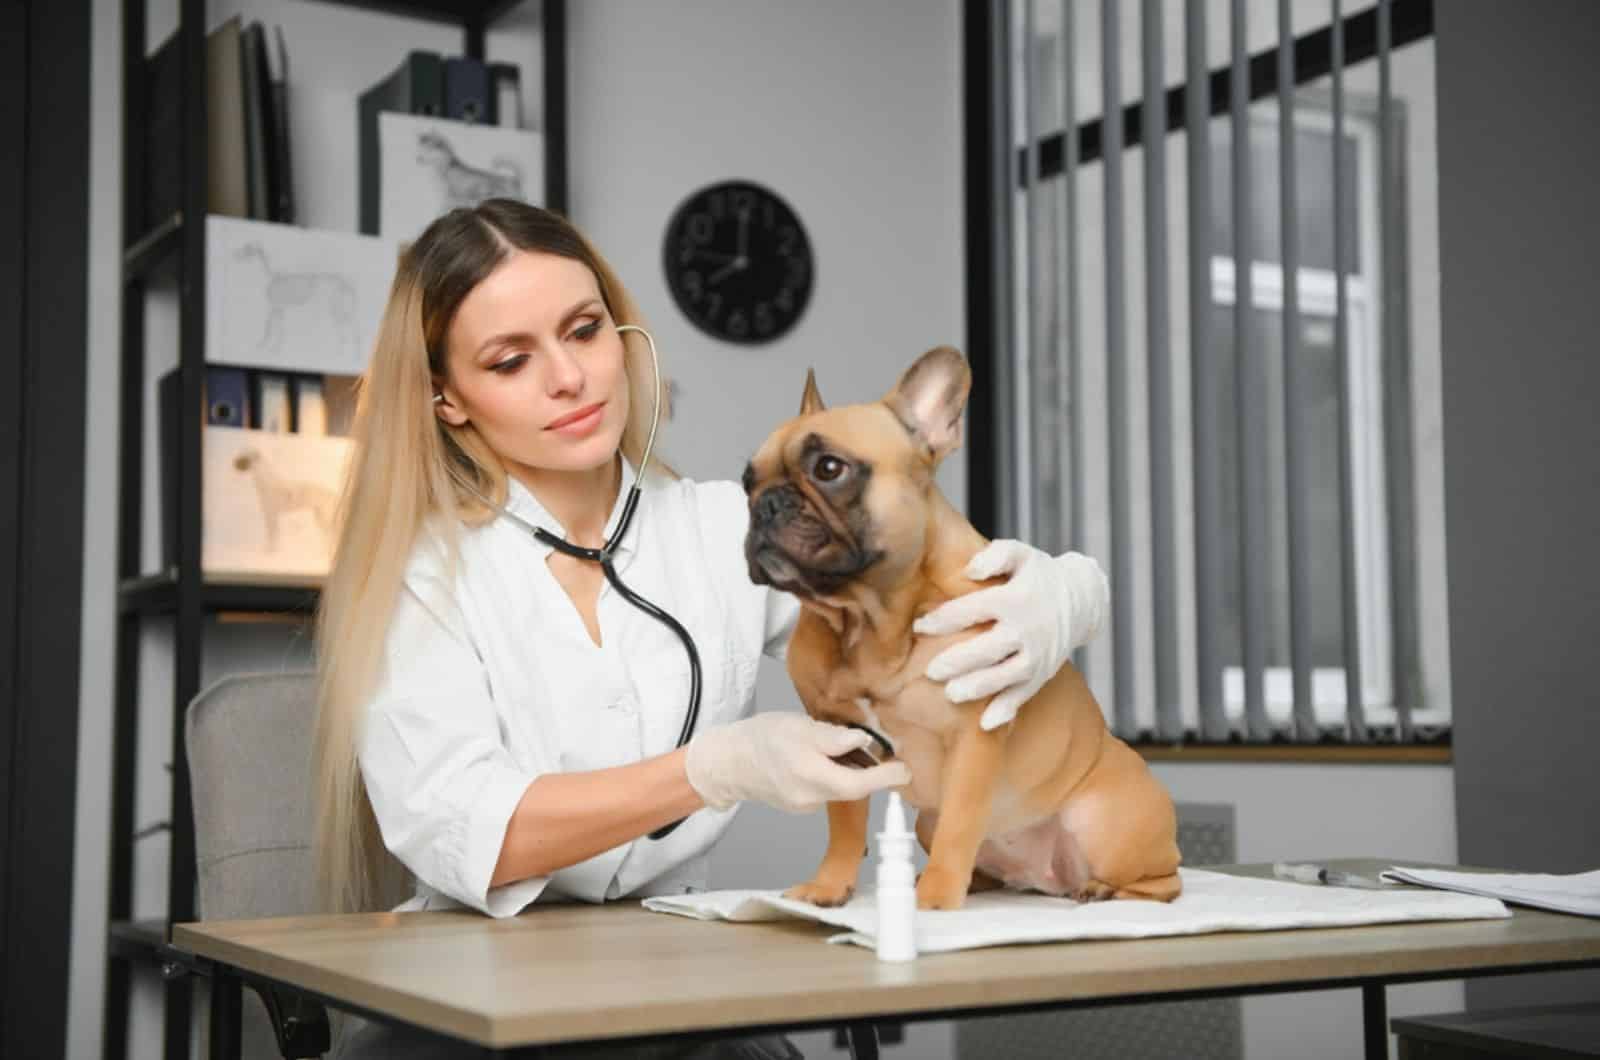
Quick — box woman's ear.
[432,387,469,428]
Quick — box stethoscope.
[437,324,698,840]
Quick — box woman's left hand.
[912,540,1109,731]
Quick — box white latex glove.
[913,541,1109,731]
[685,713,912,813]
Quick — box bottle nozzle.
[884,790,909,836]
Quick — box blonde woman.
[315,199,1109,1058]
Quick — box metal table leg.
[1363,982,1388,1060]
[209,965,242,1060]
[844,1021,880,1060]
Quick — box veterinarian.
[314,199,1109,1058]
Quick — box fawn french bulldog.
[742,346,1182,910]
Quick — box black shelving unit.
[103,3,567,1059]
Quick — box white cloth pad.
[641,868,1510,953]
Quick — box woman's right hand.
[685,713,911,813]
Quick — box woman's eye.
[814,456,847,482]
[572,321,602,342]
[490,355,528,375]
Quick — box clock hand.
[708,257,744,285]
[694,249,740,265]
[736,208,750,258]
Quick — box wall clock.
[662,180,813,345]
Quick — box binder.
[267,25,295,224]
[445,56,492,124]
[358,51,445,235]
[205,367,250,427]
[240,22,273,221]
[252,371,293,432]
[144,17,251,228]
[489,62,522,128]
[293,376,328,436]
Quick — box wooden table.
[171,860,1600,1060]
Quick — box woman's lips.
[546,401,605,436]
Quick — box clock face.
[662,181,813,345]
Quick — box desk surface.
[172,859,1600,1049]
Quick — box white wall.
[71,3,1456,1060]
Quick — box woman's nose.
[543,340,585,396]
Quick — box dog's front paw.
[915,866,970,910]
[784,877,856,907]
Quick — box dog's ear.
[886,346,971,463]
[799,368,826,416]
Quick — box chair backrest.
[186,671,319,923]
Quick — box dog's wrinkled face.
[743,346,971,603]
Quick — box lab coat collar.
[502,455,642,567]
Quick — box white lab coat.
[359,457,800,917]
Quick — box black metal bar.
[1187,0,1227,743]
[1143,0,1179,742]
[122,213,184,283]
[464,17,486,61]
[544,0,568,216]
[1025,0,1434,178]
[1280,0,1317,742]
[1331,0,1367,742]
[1103,0,1134,738]
[105,0,149,1052]
[1232,0,1270,741]
[209,966,243,1060]
[963,0,998,539]
[1363,983,1388,1060]
[164,1,207,1056]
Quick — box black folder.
[358,51,445,235]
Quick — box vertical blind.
[993,0,1434,745]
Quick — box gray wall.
[1436,0,1600,1010]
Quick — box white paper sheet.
[1381,866,1600,918]
[379,113,546,242]
[642,868,1510,953]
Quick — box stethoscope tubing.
[440,323,698,840]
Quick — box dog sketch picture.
[416,129,523,209]
[202,427,353,579]
[206,215,395,377]
[232,241,359,366]
[379,112,545,241]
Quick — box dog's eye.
[814,455,847,483]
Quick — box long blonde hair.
[313,200,665,914]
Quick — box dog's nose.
[752,485,801,528]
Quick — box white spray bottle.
[875,790,919,962]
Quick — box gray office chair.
[186,670,331,1060]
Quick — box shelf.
[122,212,184,283]
[309,0,527,25]
[119,570,321,617]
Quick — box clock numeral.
[754,303,776,336]
[708,192,725,219]
[678,239,700,265]
[731,190,755,215]
[704,292,723,321]
[682,271,703,301]
[764,200,776,228]
[687,213,715,244]
[727,310,749,339]
[777,225,798,255]
[775,288,794,313]
[786,257,810,286]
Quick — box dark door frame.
[2,0,91,1057]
